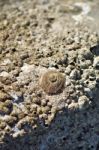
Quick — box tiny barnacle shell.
[39,70,65,94]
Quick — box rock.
[78,95,90,110]
[93,56,99,69]
[65,66,72,75]
[9,91,24,104]
[68,102,79,110]
[70,69,81,80]
[0,71,9,77]
[0,0,99,149]
[65,76,71,86]
[57,54,67,65]
[79,48,93,60]
[84,87,93,98]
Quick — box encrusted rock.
[93,56,99,68]
[0,91,11,102]
[70,69,81,80]
[78,95,90,110]
[0,101,12,115]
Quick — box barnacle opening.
[49,73,58,83]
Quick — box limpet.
[39,70,65,94]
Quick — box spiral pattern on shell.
[39,70,65,94]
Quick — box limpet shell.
[39,70,65,94]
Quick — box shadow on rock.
[0,101,99,150]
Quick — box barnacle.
[39,70,65,94]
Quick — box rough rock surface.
[0,0,99,150]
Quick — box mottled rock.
[78,95,90,110]
[93,56,99,68]
[70,69,81,80]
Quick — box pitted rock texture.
[0,0,99,150]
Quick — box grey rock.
[70,69,81,80]
[78,95,90,110]
[93,56,99,68]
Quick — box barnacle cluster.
[39,70,65,94]
[0,91,12,115]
